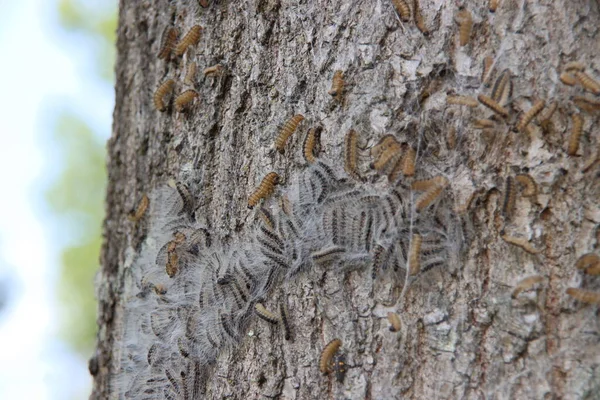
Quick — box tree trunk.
[92,0,600,399]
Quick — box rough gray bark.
[92,0,600,399]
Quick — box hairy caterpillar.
[560,72,577,86]
[248,172,280,209]
[387,312,402,332]
[158,27,179,60]
[408,234,422,275]
[573,96,600,113]
[515,99,545,132]
[153,79,175,112]
[446,95,479,107]
[511,275,544,298]
[203,64,224,77]
[567,113,583,156]
[279,301,291,340]
[319,339,342,373]
[515,174,537,197]
[482,56,495,87]
[174,89,199,112]
[574,71,600,95]
[501,233,541,254]
[391,0,411,22]
[275,114,305,154]
[344,129,364,182]
[128,194,149,222]
[413,0,428,36]
[456,8,472,47]
[183,62,197,86]
[328,70,344,98]
[413,176,448,211]
[489,0,499,12]
[303,126,322,164]
[564,61,585,72]
[575,253,600,275]
[477,94,509,117]
[254,303,279,324]
[175,25,202,57]
[566,288,600,304]
[491,69,512,106]
[502,177,516,219]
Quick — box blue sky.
[0,0,112,398]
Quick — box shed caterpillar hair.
[154,79,175,112]
[175,25,202,57]
[183,62,197,87]
[319,338,342,373]
[275,114,305,154]
[391,0,411,22]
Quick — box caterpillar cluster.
[117,144,462,398]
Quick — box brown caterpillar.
[560,72,577,86]
[371,140,402,172]
[478,94,509,117]
[574,71,600,95]
[387,312,402,332]
[275,114,305,154]
[183,62,197,86]
[573,96,600,113]
[402,147,416,176]
[280,301,291,340]
[575,253,600,273]
[248,172,280,209]
[319,338,342,373]
[174,89,199,112]
[501,234,541,254]
[516,99,545,132]
[456,8,472,46]
[391,0,411,22]
[128,194,149,222]
[566,288,600,304]
[481,56,495,87]
[447,126,456,150]
[491,69,512,106]
[415,177,448,211]
[371,135,400,158]
[328,70,344,98]
[489,0,499,12]
[158,26,179,60]
[411,176,447,191]
[567,113,583,156]
[408,234,422,275]
[473,119,496,129]
[446,95,479,107]
[303,126,322,164]
[511,275,544,298]
[564,61,585,72]
[311,246,346,264]
[153,79,175,112]
[344,129,364,182]
[166,251,179,277]
[203,64,224,77]
[515,174,537,197]
[538,102,558,123]
[582,146,600,173]
[413,0,428,36]
[175,25,202,57]
[254,303,279,324]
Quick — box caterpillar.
[473,119,496,129]
[280,301,291,340]
[413,0,428,36]
[175,25,202,57]
[333,353,347,383]
[371,138,402,172]
[560,72,577,86]
[391,0,411,22]
[344,129,364,182]
[387,312,402,332]
[502,177,516,219]
[572,96,600,113]
[515,99,545,132]
[477,94,509,117]
[414,176,448,211]
[128,194,149,222]
[183,62,197,86]
[567,113,583,156]
[248,172,280,209]
[174,89,199,112]
[158,26,179,60]
[511,275,544,298]
[319,338,342,373]
[574,71,600,95]
[456,8,472,47]
[153,79,175,112]
[275,114,305,154]
[254,303,279,324]
[575,253,600,275]
[408,234,422,275]
[446,95,479,107]
[328,70,344,98]
[203,64,224,77]
[303,126,322,164]
[402,147,416,176]
[482,56,495,87]
[489,0,499,12]
[566,288,600,304]
[490,69,512,106]
[515,174,537,197]
[501,233,542,254]
[564,61,585,72]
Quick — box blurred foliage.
[47,0,116,355]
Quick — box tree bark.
[92,0,600,399]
